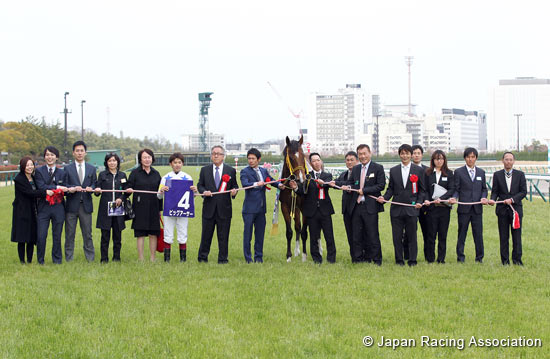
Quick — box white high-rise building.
[308,84,372,155]
[436,109,486,153]
[488,77,550,152]
[182,132,225,152]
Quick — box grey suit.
[64,161,97,262]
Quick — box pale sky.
[1,0,548,144]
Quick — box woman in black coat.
[126,149,162,262]
[422,150,455,263]
[94,153,128,263]
[11,157,53,263]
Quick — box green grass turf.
[0,166,549,358]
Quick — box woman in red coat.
[11,157,53,263]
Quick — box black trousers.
[402,209,429,261]
[308,210,336,264]
[352,203,382,264]
[457,209,484,262]
[427,206,451,263]
[391,215,417,265]
[18,243,34,263]
[198,216,231,263]
[342,212,355,261]
[100,218,122,262]
[497,211,522,264]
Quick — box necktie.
[347,170,352,181]
[78,164,84,185]
[214,166,220,188]
[255,168,262,182]
[470,168,475,182]
[49,167,54,178]
[357,165,366,203]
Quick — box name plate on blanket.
[163,180,195,218]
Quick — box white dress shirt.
[401,163,411,188]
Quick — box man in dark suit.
[240,148,281,263]
[411,145,430,262]
[378,144,426,266]
[450,147,488,263]
[489,152,527,265]
[64,141,97,262]
[295,152,336,264]
[35,146,68,264]
[342,144,385,265]
[197,145,239,264]
[334,151,359,261]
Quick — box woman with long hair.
[11,157,53,263]
[423,150,455,263]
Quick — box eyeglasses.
[212,152,224,156]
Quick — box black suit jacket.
[453,165,488,214]
[425,169,455,211]
[383,163,426,217]
[346,161,385,215]
[64,162,97,214]
[335,169,353,215]
[197,163,238,219]
[296,171,334,217]
[490,169,527,216]
[35,165,66,210]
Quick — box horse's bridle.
[284,147,310,182]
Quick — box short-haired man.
[197,145,238,264]
[489,152,527,265]
[378,144,426,266]
[411,145,431,262]
[35,146,68,264]
[64,141,97,262]
[450,147,488,263]
[240,148,280,263]
[344,144,385,264]
[295,152,336,264]
[334,151,360,261]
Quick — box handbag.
[156,215,165,252]
[124,197,135,220]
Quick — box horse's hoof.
[286,257,292,263]
[302,253,307,262]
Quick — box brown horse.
[279,135,309,262]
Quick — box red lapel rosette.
[219,174,231,192]
[409,174,418,194]
[46,188,64,205]
[265,176,271,191]
[317,182,325,200]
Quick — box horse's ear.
[298,135,303,145]
[285,136,291,147]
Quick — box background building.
[308,84,373,155]
[182,132,225,152]
[488,77,550,152]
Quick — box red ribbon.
[510,204,520,229]
[46,189,64,205]
[410,174,418,194]
[317,183,325,200]
[219,174,231,192]
[265,176,271,191]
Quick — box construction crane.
[267,81,304,135]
